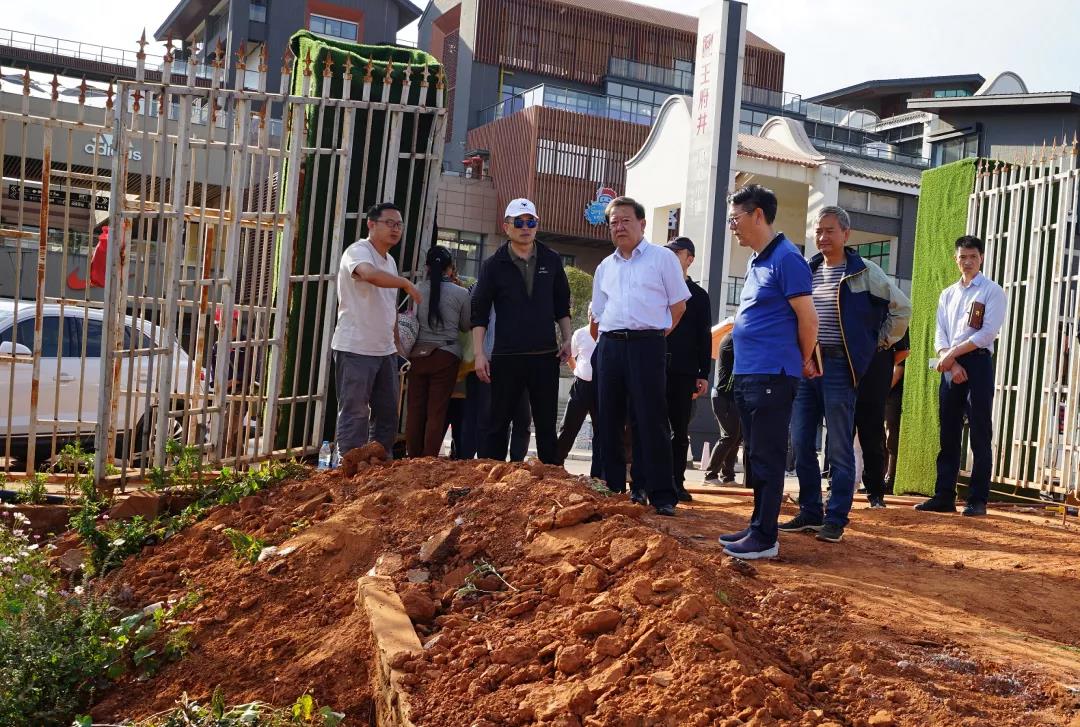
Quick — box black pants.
[667,373,698,490]
[735,374,799,543]
[935,351,994,505]
[854,348,894,499]
[706,392,742,481]
[468,374,531,461]
[884,387,902,487]
[556,377,601,473]
[483,353,558,464]
[596,334,675,508]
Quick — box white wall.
[626,97,692,245]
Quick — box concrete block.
[356,575,423,727]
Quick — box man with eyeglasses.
[592,196,690,516]
[471,198,572,464]
[331,202,421,457]
[718,185,818,559]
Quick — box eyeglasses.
[727,211,751,227]
[374,219,404,230]
[512,218,538,229]
[608,219,635,229]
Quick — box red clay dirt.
[86,458,1080,726]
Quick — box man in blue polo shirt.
[719,184,818,559]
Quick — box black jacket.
[470,241,571,355]
[666,278,711,378]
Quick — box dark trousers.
[405,349,460,457]
[935,351,994,505]
[445,397,465,458]
[706,392,742,481]
[468,374,531,461]
[556,377,600,471]
[854,348,894,499]
[884,387,902,487]
[735,374,799,542]
[482,353,557,463]
[667,373,698,490]
[596,334,675,508]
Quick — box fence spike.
[282,46,294,78]
[236,41,248,71]
[384,60,394,86]
[419,62,430,88]
[213,39,225,69]
[302,48,313,77]
[132,88,143,114]
[436,67,446,90]
[343,55,354,81]
[322,53,334,79]
[158,89,167,115]
[164,36,174,63]
[50,73,59,102]
[21,67,31,96]
[137,29,148,60]
[259,44,268,73]
[78,77,88,106]
[1072,130,1079,156]
[363,56,375,83]
[106,82,114,111]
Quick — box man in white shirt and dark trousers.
[916,235,1007,517]
[331,202,421,456]
[592,197,690,516]
[556,308,600,477]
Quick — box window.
[249,0,267,23]
[936,134,979,165]
[436,229,483,281]
[1,316,63,357]
[310,14,358,42]
[739,108,771,135]
[933,89,973,98]
[868,191,900,217]
[838,187,900,218]
[67,316,103,358]
[856,241,892,272]
[559,254,576,269]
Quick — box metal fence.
[967,147,1080,499]
[0,41,445,490]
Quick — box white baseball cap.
[504,198,539,220]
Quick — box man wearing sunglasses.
[471,198,572,464]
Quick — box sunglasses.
[512,218,538,229]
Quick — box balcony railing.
[726,276,745,307]
[607,58,694,94]
[476,84,659,127]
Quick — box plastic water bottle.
[330,442,340,469]
[318,441,332,470]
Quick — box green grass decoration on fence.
[894,158,978,496]
[275,31,444,450]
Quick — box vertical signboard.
[681,0,746,319]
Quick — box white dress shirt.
[591,238,691,332]
[935,272,1007,354]
[570,326,596,381]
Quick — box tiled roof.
[737,134,820,168]
[550,0,778,49]
[823,153,923,188]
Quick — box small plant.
[223,528,265,564]
[89,689,346,726]
[17,471,49,505]
[454,558,518,598]
[586,477,615,497]
[148,439,206,494]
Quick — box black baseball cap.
[665,237,695,256]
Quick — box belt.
[602,329,665,340]
[819,344,846,357]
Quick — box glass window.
[437,229,483,281]
[67,316,103,358]
[249,0,267,23]
[310,14,358,42]
[560,254,576,269]
[856,241,892,272]
[6,316,63,357]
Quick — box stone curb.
[356,575,422,727]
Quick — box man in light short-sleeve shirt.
[331,202,421,457]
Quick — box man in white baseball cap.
[470,198,572,464]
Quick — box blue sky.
[7,0,1078,99]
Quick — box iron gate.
[0,39,445,489]
[967,145,1080,499]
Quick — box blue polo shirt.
[733,233,812,376]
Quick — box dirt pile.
[86,457,1073,726]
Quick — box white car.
[0,299,200,466]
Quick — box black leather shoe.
[654,504,676,517]
[629,490,648,506]
[962,502,987,517]
[676,488,693,502]
[914,498,957,513]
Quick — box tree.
[565,266,594,330]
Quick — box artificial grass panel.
[894,159,978,496]
[275,32,444,449]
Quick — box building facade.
[418,0,785,273]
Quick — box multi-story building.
[418,0,785,274]
[155,0,421,92]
